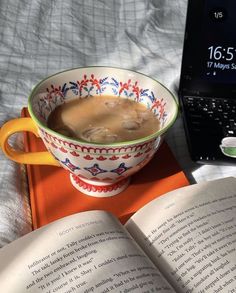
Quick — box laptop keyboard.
[182,96,236,138]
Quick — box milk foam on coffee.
[47,95,160,143]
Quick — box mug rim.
[28,66,179,146]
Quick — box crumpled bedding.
[0,0,235,248]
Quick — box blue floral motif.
[110,163,131,175]
[98,77,109,94]
[148,91,156,103]
[61,83,69,97]
[110,78,119,87]
[85,163,107,176]
[69,81,79,95]
[112,88,118,96]
[60,158,80,172]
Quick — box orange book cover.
[22,108,189,229]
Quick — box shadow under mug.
[0,67,178,197]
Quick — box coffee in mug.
[47,95,160,143]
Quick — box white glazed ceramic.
[0,67,178,197]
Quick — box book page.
[0,210,175,293]
[126,177,236,292]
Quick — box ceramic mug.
[0,67,178,197]
[220,137,236,158]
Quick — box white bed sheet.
[0,0,235,247]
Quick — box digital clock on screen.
[208,46,236,61]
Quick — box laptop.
[178,0,236,164]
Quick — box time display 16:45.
[208,46,236,61]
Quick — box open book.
[0,177,236,292]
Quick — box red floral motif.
[59,147,68,153]
[83,154,93,160]
[77,74,89,94]
[122,154,131,159]
[46,84,64,100]
[132,81,142,101]
[144,147,152,153]
[96,156,107,161]
[119,79,131,95]
[70,151,80,157]
[134,152,143,157]
[90,74,101,93]
[109,155,119,160]
[151,98,166,119]
[50,142,58,149]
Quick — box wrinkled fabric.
[0,0,235,247]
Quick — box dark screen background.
[202,0,236,83]
[180,0,236,96]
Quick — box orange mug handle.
[0,117,60,166]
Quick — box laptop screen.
[179,0,236,97]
